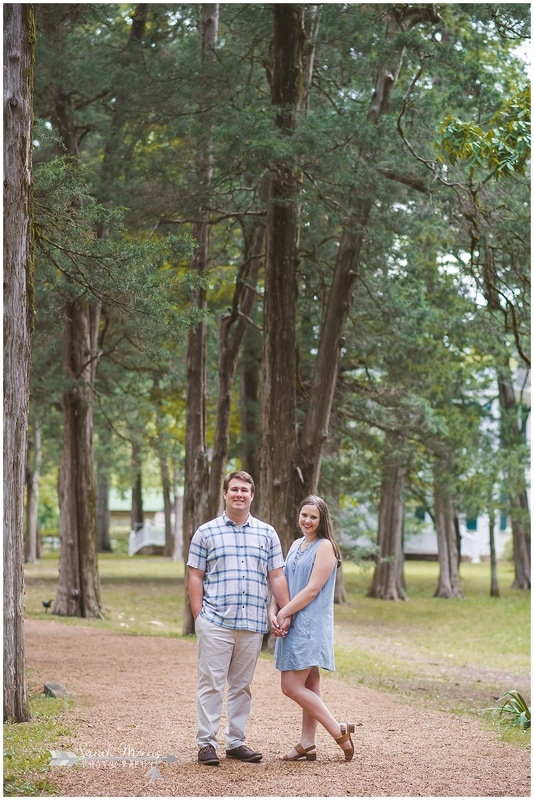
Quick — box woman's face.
[299,504,321,537]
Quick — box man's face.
[224,478,254,516]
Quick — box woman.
[270,495,355,762]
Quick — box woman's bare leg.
[300,667,320,746]
[281,668,353,756]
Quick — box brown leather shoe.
[198,744,219,765]
[226,745,262,762]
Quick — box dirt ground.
[24,619,530,798]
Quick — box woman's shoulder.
[289,536,304,550]
[316,537,337,562]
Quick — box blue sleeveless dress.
[274,537,336,671]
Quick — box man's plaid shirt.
[187,511,284,634]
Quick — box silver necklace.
[292,539,310,570]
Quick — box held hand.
[276,612,291,635]
[269,611,284,637]
[278,615,291,634]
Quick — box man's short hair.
[223,470,255,494]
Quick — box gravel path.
[25,619,530,797]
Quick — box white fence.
[128,520,166,556]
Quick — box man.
[187,470,290,766]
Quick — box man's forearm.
[188,570,205,618]
[269,571,290,610]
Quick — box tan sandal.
[279,743,317,762]
[335,722,355,762]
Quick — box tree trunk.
[54,297,102,617]
[488,507,500,598]
[3,2,34,723]
[96,423,112,552]
[152,375,174,556]
[96,457,111,553]
[25,418,42,563]
[498,375,530,589]
[259,5,305,554]
[299,223,367,492]
[368,435,407,600]
[172,476,183,561]
[160,457,173,558]
[182,3,219,635]
[299,5,441,494]
[479,235,529,589]
[433,461,463,598]
[240,329,261,481]
[131,439,144,531]
[207,221,265,517]
[95,4,149,554]
[39,7,102,618]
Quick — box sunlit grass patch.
[337,560,530,674]
[333,645,418,690]
[24,554,185,637]
[3,694,73,796]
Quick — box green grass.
[328,560,531,746]
[3,694,73,796]
[25,554,530,671]
[336,560,530,675]
[25,552,186,637]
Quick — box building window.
[466,517,478,531]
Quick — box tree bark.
[25,418,42,563]
[368,434,407,600]
[299,224,366,492]
[476,232,530,588]
[160,457,173,558]
[172,475,183,561]
[151,377,174,557]
[96,457,111,553]
[488,507,500,598]
[497,375,530,589]
[239,327,261,485]
[207,221,265,516]
[259,5,305,554]
[182,3,219,635]
[433,459,463,598]
[3,2,34,722]
[131,438,144,531]
[54,297,102,617]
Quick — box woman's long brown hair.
[298,495,341,566]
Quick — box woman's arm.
[268,567,291,634]
[276,540,337,624]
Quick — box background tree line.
[4,3,530,720]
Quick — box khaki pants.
[195,615,263,750]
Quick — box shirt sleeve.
[187,529,207,571]
[268,529,285,571]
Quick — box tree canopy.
[26,3,530,610]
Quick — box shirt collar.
[223,511,252,528]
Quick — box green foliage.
[34,152,196,335]
[487,690,531,730]
[3,694,72,796]
[435,85,531,178]
[28,3,531,587]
